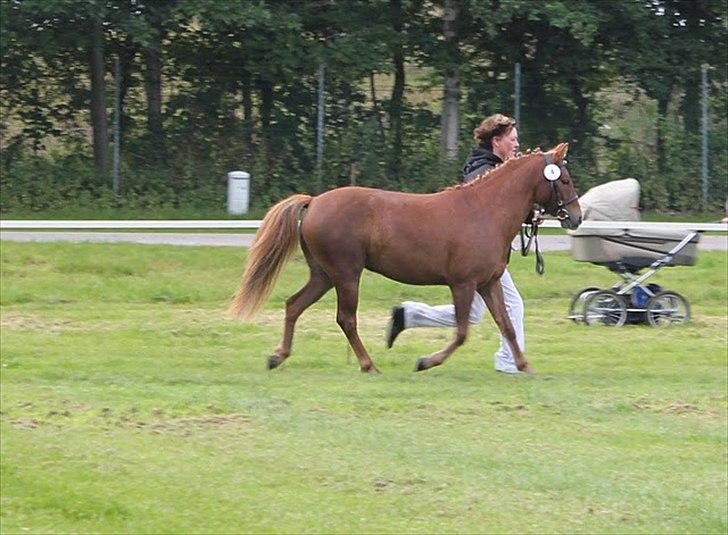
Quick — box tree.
[462,0,614,170]
[89,12,109,175]
[607,0,727,207]
[439,0,461,162]
[1,0,725,211]
[1,0,125,179]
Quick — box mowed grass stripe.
[1,242,726,534]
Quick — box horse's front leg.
[415,282,475,372]
[479,279,533,373]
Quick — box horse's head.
[538,143,582,230]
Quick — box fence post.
[701,64,709,206]
[514,62,521,127]
[315,61,326,194]
[113,56,121,195]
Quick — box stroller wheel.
[568,287,601,322]
[584,290,628,327]
[645,291,690,327]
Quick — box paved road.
[1,231,726,250]
[0,232,257,247]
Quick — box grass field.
[1,241,726,534]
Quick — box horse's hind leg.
[479,279,532,373]
[334,276,379,374]
[268,268,332,370]
[415,282,475,372]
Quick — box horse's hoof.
[267,355,281,370]
[361,366,381,375]
[414,357,430,372]
[518,363,535,375]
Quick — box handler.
[385,113,537,373]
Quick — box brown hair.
[473,114,516,149]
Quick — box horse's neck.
[472,158,539,235]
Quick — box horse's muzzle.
[560,213,582,230]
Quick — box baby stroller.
[567,179,700,327]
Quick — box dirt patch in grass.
[631,397,724,420]
[486,400,530,412]
[119,413,252,436]
[372,476,428,494]
[1,312,78,333]
[4,401,253,438]
[1,307,237,335]
[10,418,45,430]
[0,312,126,333]
[171,308,231,324]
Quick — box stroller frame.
[569,231,698,326]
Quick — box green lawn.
[1,242,726,534]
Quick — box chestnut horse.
[229,143,581,374]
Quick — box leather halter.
[520,153,580,274]
[543,153,579,221]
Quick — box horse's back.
[302,186,416,251]
[301,186,479,284]
[303,186,445,244]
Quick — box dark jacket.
[462,147,503,183]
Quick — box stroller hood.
[569,178,699,267]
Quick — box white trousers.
[401,269,524,371]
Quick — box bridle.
[519,153,579,274]
[542,153,579,222]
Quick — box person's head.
[473,114,519,161]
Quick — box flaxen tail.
[228,194,312,319]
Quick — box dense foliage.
[1,0,726,213]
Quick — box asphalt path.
[1,231,726,250]
[0,232,257,247]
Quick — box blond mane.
[445,147,543,191]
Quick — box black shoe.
[385,306,406,349]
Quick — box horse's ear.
[549,142,569,163]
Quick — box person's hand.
[531,205,545,226]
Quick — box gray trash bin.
[227,171,250,215]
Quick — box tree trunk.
[241,71,254,155]
[441,69,460,161]
[655,95,671,208]
[144,45,164,151]
[681,73,700,139]
[89,18,108,177]
[440,0,460,162]
[568,78,593,170]
[680,0,701,142]
[259,80,273,132]
[655,96,669,176]
[369,72,386,144]
[118,46,137,136]
[388,0,405,182]
[259,79,274,167]
[522,32,559,146]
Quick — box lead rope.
[519,204,545,275]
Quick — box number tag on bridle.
[544,164,561,181]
